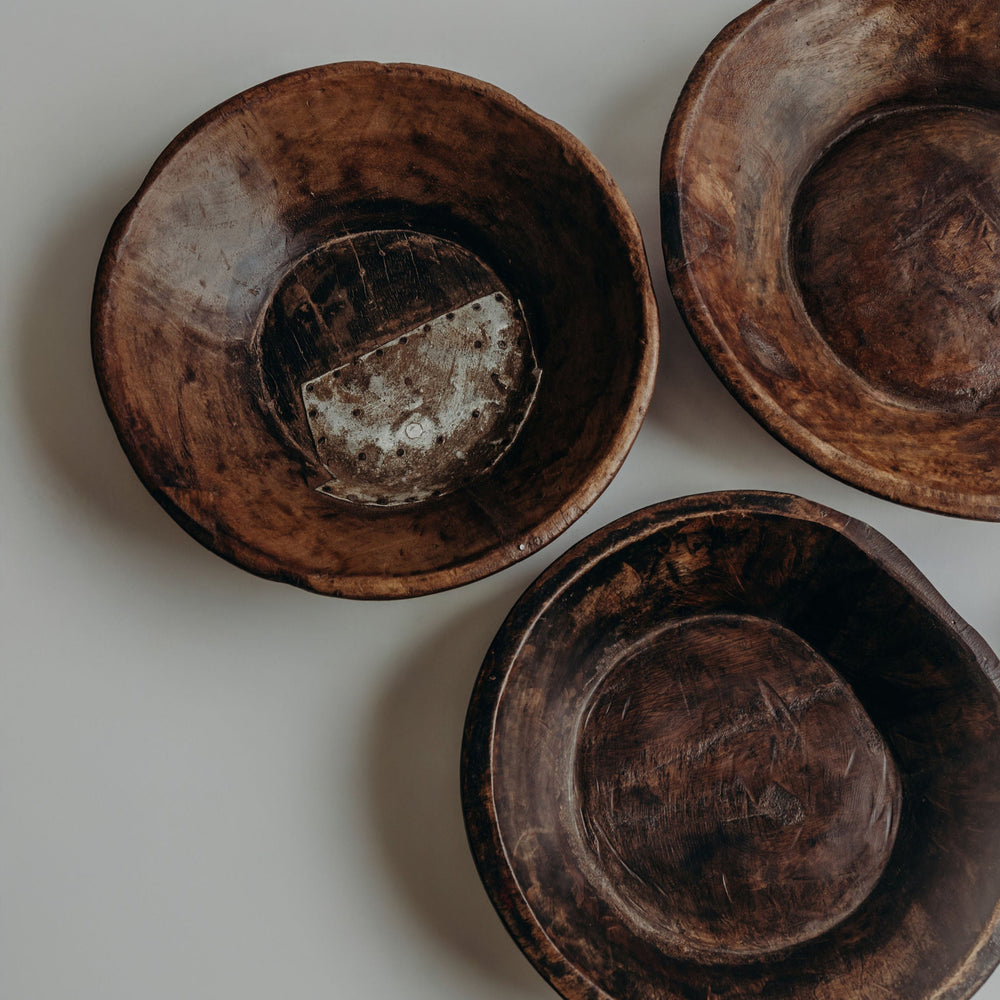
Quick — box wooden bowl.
[662,0,1000,519]
[463,492,1000,1000]
[93,63,657,598]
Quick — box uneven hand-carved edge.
[659,0,1000,522]
[461,489,1000,1000]
[91,61,659,599]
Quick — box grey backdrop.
[3,1,999,997]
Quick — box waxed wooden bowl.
[663,0,1000,519]
[463,492,1000,1000]
[93,62,657,598]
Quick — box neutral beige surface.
[2,1,999,998]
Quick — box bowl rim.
[461,489,1000,1000]
[91,61,659,599]
[660,0,1000,522]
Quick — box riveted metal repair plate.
[301,292,540,505]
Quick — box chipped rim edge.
[461,489,1000,1000]
[659,0,1000,523]
[91,60,659,600]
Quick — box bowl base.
[573,613,901,962]
[255,229,540,505]
[792,105,1000,413]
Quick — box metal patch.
[301,292,540,505]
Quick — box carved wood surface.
[462,492,1000,1000]
[92,62,658,597]
[662,0,1000,519]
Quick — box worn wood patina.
[463,492,1000,1000]
[93,62,657,597]
[662,0,1000,519]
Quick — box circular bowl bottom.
[793,105,1000,413]
[573,613,900,962]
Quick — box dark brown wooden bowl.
[92,62,657,598]
[662,0,1000,519]
[463,491,1000,1000]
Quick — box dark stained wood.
[575,616,900,963]
[462,491,1000,1000]
[92,62,658,598]
[793,107,1000,412]
[661,0,1000,519]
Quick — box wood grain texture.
[462,491,1000,1000]
[662,0,1000,519]
[575,615,900,962]
[92,62,658,598]
[793,107,1000,411]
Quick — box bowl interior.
[94,64,655,595]
[467,494,1000,1000]
[663,0,1000,517]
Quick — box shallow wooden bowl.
[93,63,657,598]
[663,0,1000,519]
[463,492,1000,1000]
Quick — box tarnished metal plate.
[301,291,540,505]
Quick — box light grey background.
[3,1,999,997]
